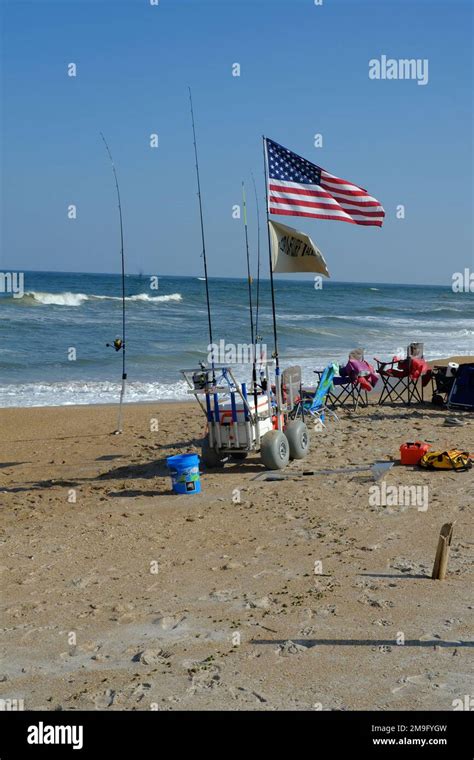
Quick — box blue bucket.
[166,453,201,495]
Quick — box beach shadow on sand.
[1,479,80,493]
[107,489,174,498]
[251,638,473,649]
[154,437,204,451]
[1,460,170,495]
[360,572,428,580]
[98,460,168,480]
[5,433,111,443]
[359,405,462,422]
[0,461,30,469]
[205,463,266,475]
[98,458,197,496]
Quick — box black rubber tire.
[285,420,310,459]
[201,440,225,468]
[431,394,445,406]
[260,430,290,470]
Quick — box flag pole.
[189,87,215,370]
[262,135,283,430]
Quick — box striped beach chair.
[290,363,339,428]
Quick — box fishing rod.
[100,131,126,434]
[188,87,215,374]
[241,182,255,346]
[262,135,283,430]
[251,170,262,364]
[242,181,259,415]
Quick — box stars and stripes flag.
[265,138,385,227]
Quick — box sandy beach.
[1,359,473,712]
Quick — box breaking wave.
[0,379,190,407]
[21,291,183,306]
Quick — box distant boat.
[197,277,206,281]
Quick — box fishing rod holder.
[181,361,310,470]
[181,364,275,452]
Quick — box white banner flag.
[269,220,329,276]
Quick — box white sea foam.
[94,293,182,303]
[24,291,90,306]
[22,291,182,306]
[0,338,471,408]
[0,379,190,407]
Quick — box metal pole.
[262,136,282,430]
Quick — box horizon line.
[0,269,454,289]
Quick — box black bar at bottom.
[0,710,471,757]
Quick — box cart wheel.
[260,430,290,470]
[231,452,248,461]
[431,394,445,406]
[201,440,225,468]
[285,420,310,459]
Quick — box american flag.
[266,138,385,227]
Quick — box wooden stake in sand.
[432,522,455,580]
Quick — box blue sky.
[1,0,472,284]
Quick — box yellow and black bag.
[419,449,472,472]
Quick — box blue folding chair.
[291,363,339,428]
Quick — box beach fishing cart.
[180,363,310,470]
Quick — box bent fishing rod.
[100,131,127,434]
[242,181,255,347]
[188,87,215,380]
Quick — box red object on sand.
[400,441,431,465]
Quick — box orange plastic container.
[400,441,431,465]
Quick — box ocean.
[0,271,472,407]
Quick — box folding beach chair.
[290,363,339,428]
[374,343,429,405]
[281,365,302,411]
[314,350,373,411]
[312,369,339,408]
[334,348,371,410]
[431,364,457,406]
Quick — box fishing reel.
[192,362,208,390]
[106,337,124,352]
